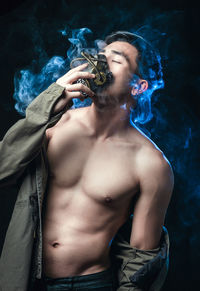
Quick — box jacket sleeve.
[0,82,73,187]
[110,217,170,291]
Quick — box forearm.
[111,218,169,291]
[0,82,73,187]
[115,245,160,291]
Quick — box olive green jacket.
[0,83,170,291]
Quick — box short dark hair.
[104,31,164,125]
[104,30,163,88]
[105,31,142,78]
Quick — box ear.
[131,79,148,96]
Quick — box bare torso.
[42,106,158,278]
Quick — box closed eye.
[112,60,121,64]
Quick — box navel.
[52,242,60,248]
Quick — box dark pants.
[42,267,116,290]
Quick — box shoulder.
[139,135,173,176]
[139,146,173,181]
[45,110,71,139]
[128,127,174,192]
[59,106,89,124]
[137,144,174,199]
[45,106,89,140]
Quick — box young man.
[0,31,174,291]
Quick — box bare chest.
[46,120,139,201]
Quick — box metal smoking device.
[70,51,113,98]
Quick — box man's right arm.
[0,83,68,187]
[0,63,95,187]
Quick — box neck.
[86,102,131,140]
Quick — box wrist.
[52,94,73,114]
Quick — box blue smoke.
[126,29,165,129]
[1,2,198,288]
[13,26,164,130]
[13,27,103,114]
[13,56,67,115]
[11,11,200,236]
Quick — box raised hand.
[53,63,96,114]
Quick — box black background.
[0,1,200,290]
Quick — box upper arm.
[130,149,174,250]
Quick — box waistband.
[43,267,114,288]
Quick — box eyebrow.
[100,49,131,67]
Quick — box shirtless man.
[42,31,174,290]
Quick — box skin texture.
[42,41,174,278]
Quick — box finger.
[56,63,90,85]
[67,71,96,84]
[66,83,94,98]
[67,91,86,100]
[67,63,88,76]
[56,68,95,89]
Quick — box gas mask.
[70,51,113,98]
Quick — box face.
[94,41,139,109]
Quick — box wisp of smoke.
[13,26,164,129]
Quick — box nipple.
[105,196,112,203]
